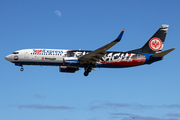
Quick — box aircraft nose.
[5,55,12,61]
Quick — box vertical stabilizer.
[129,25,169,54]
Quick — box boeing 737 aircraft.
[5,25,175,76]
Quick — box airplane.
[5,25,175,76]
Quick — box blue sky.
[1,0,180,120]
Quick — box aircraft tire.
[84,71,89,76]
[20,68,24,71]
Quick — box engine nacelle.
[59,66,79,73]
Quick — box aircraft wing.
[79,29,125,64]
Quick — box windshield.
[12,52,19,54]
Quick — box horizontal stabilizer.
[151,48,175,57]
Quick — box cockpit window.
[12,52,19,54]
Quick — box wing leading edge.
[79,29,125,64]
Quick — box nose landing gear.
[15,63,24,71]
[20,67,24,71]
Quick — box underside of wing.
[79,29,125,64]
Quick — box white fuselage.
[5,49,66,66]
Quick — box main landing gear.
[84,67,92,76]
[15,63,24,71]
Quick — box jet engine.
[59,66,79,73]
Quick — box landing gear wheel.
[84,66,92,76]
[84,71,89,76]
[20,68,24,71]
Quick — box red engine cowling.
[59,66,79,73]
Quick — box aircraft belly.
[13,61,64,66]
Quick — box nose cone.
[5,55,12,62]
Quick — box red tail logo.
[149,38,162,51]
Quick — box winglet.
[114,29,125,42]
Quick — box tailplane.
[150,48,175,58]
[129,25,169,54]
